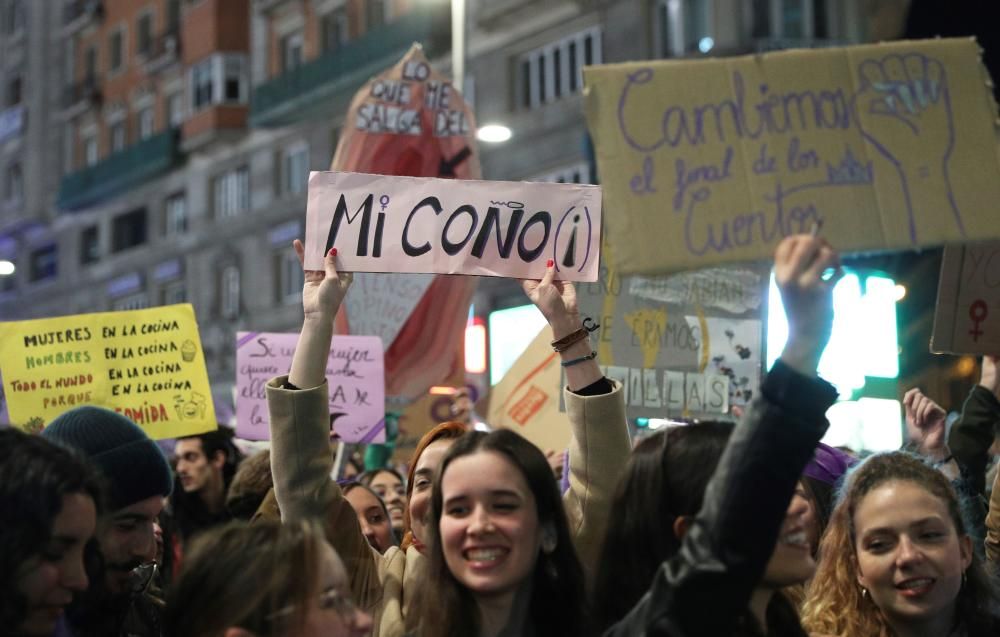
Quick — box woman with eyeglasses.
[163,520,371,637]
[257,243,630,636]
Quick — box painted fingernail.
[329,248,338,257]
[546,259,554,268]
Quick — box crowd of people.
[4,233,1000,637]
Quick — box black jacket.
[604,360,836,637]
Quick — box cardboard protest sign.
[329,45,478,402]
[931,241,1000,355]
[305,170,602,282]
[576,240,767,420]
[337,273,433,348]
[0,305,216,439]
[235,332,385,443]
[584,38,1000,275]
[485,325,571,453]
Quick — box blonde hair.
[801,451,991,637]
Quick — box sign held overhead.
[305,171,603,282]
[584,38,1000,274]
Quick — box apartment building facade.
[0,0,886,408]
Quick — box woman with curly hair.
[802,452,1000,637]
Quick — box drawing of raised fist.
[851,53,965,244]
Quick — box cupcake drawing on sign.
[181,339,197,362]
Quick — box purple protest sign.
[236,332,385,443]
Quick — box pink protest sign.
[304,171,603,282]
[236,332,385,443]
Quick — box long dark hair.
[163,520,324,637]
[592,422,733,630]
[803,451,1000,637]
[0,428,105,628]
[410,429,587,637]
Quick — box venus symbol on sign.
[969,299,988,342]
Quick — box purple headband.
[803,442,856,486]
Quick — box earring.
[962,570,968,588]
[861,587,868,599]
[542,532,557,554]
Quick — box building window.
[109,120,126,152]
[3,0,24,36]
[213,166,249,218]
[281,143,309,196]
[164,192,187,236]
[112,208,148,252]
[5,76,22,107]
[753,0,828,42]
[167,91,184,126]
[83,133,98,167]
[112,292,149,311]
[658,0,711,57]
[137,106,155,140]
[136,12,153,57]
[367,0,390,30]
[190,54,247,112]
[80,225,99,264]
[84,46,98,80]
[3,162,22,204]
[221,264,240,319]
[166,0,181,31]
[519,27,601,109]
[320,8,349,54]
[191,59,214,111]
[108,27,126,75]
[222,56,244,103]
[162,280,186,305]
[276,250,303,305]
[281,32,304,73]
[29,244,57,283]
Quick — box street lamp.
[0,260,14,276]
[477,124,512,143]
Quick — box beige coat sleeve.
[265,376,386,612]
[562,380,631,583]
[987,468,1000,564]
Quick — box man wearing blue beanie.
[43,405,173,637]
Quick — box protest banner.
[305,170,603,282]
[337,273,433,348]
[329,45,478,405]
[584,38,1000,275]
[484,325,571,453]
[576,240,768,421]
[931,241,1000,355]
[0,304,216,439]
[235,332,385,443]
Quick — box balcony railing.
[144,30,181,73]
[62,77,102,112]
[57,129,182,211]
[250,7,449,127]
[62,0,103,32]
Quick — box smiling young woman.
[802,452,1000,637]
[410,430,586,637]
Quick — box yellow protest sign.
[584,38,1000,274]
[0,304,216,439]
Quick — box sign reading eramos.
[304,171,603,282]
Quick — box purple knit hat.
[803,442,856,486]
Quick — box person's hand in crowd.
[522,259,580,339]
[545,449,565,482]
[903,387,949,461]
[294,239,353,324]
[522,260,601,391]
[289,240,353,389]
[773,234,842,377]
[980,355,1000,397]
